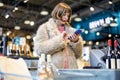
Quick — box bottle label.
[117,59,120,69]
[111,59,116,69]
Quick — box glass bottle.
[106,39,112,69]
[20,45,24,57]
[16,44,20,56]
[46,54,54,80]
[114,40,120,69]
[38,54,48,80]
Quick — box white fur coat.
[34,18,83,69]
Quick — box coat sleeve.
[34,23,66,55]
[69,35,83,59]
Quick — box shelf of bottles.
[105,38,120,69]
[0,35,35,59]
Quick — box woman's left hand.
[68,34,79,43]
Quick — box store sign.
[89,17,111,29]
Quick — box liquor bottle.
[8,43,13,56]
[111,48,116,69]
[116,51,120,69]
[114,40,120,69]
[16,44,20,56]
[26,45,31,57]
[38,54,48,80]
[46,54,54,80]
[106,39,112,69]
[26,49,30,57]
[12,44,16,56]
[20,45,24,57]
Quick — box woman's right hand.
[61,31,70,43]
[62,31,67,39]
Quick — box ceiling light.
[102,23,108,27]
[14,26,21,30]
[6,31,12,36]
[115,35,118,37]
[96,32,100,36]
[14,7,18,10]
[0,2,4,7]
[24,0,29,3]
[108,1,112,4]
[71,14,77,18]
[5,14,10,19]
[96,42,99,45]
[90,7,94,11]
[88,41,92,45]
[85,30,88,34]
[30,21,35,26]
[40,10,49,16]
[74,17,82,22]
[83,40,86,45]
[110,22,118,27]
[24,20,30,24]
[108,34,112,37]
[110,18,118,27]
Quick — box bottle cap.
[108,39,112,46]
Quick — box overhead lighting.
[6,31,12,36]
[14,7,18,10]
[110,17,118,27]
[14,26,21,30]
[96,32,100,36]
[85,30,88,34]
[110,21,118,27]
[108,34,112,37]
[102,23,108,27]
[96,42,99,45]
[108,1,112,4]
[12,7,19,12]
[30,21,35,26]
[74,17,82,22]
[88,41,92,45]
[40,10,49,16]
[83,40,86,45]
[0,2,4,7]
[24,20,30,24]
[5,14,10,19]
[71,14,77,18]
[24,0,29,3]
[90,7,94,11]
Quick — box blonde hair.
[51,2,72,22]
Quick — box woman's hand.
[61,31,70,44]
[68,34,79,43]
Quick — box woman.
[34,2,83,69]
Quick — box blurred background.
[0,0,120,53]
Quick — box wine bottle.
[38,54,48,80]
[116,51,120,69]
[20,45,24,57]
[12,44,16,56]
[8,43,13,56]
[26,48,30,57]
[111,50,116,69]
[106,39,112,69]
[46,54,54,80]
[114,40,120,69]
[16,44,20,56]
